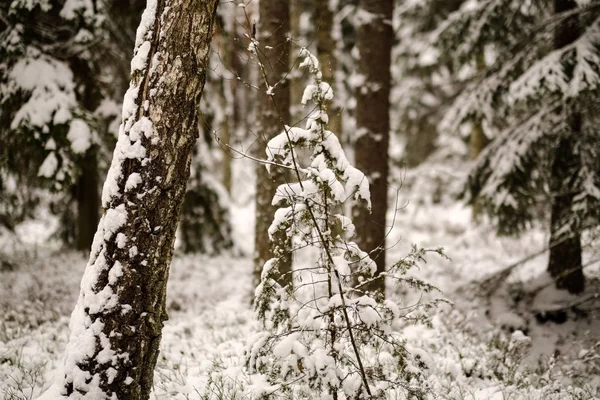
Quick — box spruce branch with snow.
[433,0,600,293]
[246,47,446,400]
[0,0,128,248]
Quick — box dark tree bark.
[75,148,100,251]
[253,0,292,290]
[352,0,393,296]
[55,0,219,398]
[315,0,342,139]
[290,0,304,120]
[547,0,585,294]
[70,56,103,252]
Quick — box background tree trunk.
[315,0,342,138]
[58,0,219,398]
[547,0,585,294]
[75,148,100,251]
[70,55,103,251]
[290,0,304,121]
[469,52,489,222]
[253,0,292,290]
[352,0,393,296]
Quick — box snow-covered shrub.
[246,45,447,399]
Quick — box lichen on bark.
[54,1,219,399]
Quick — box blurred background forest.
[1,0,600,398]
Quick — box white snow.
[66,119,93,154]
[38,152,58,178]
[125,172,142,192]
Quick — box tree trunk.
[75,147,100,251]
[69,54,103,252]
[470,53,488,221]
[547,0,585,294]
[219,16,235,195]
[57,0,219,398]
[315,0,342,138]
[468,53,489,160]
[352,0,393,297]
[253,0,292,290]
[290,0,304,121]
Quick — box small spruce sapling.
[246,45,447,399]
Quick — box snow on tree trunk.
[352,0,393,296]
[52,0,219,398]
[547,0,585,294]
[253,0,292,290]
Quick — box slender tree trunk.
[352,0,393,296]
[315,0,342,138]
[75,147,100,251]
[56,1,218,398]
[221,106,233,194]
[468,53,488,161]
[219,18,235,195]
[253,0,292,290]
[547,0,585,294]
[470,52,488,221]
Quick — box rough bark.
[253,0,292,290]
[56,0,219,398]
[547,0,585,294]
[315,0,342,138]
[352,0,393,296]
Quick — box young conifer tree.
[247,46,445,400]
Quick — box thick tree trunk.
[253,0,292,290]
[352,0,393,296]
[547,0,585,294]
[56,0,219,398]
[75,148,100,251]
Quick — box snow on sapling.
[246,46,447,399]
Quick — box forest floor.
[1,164,600,399]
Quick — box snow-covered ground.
[1,164,599,399]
